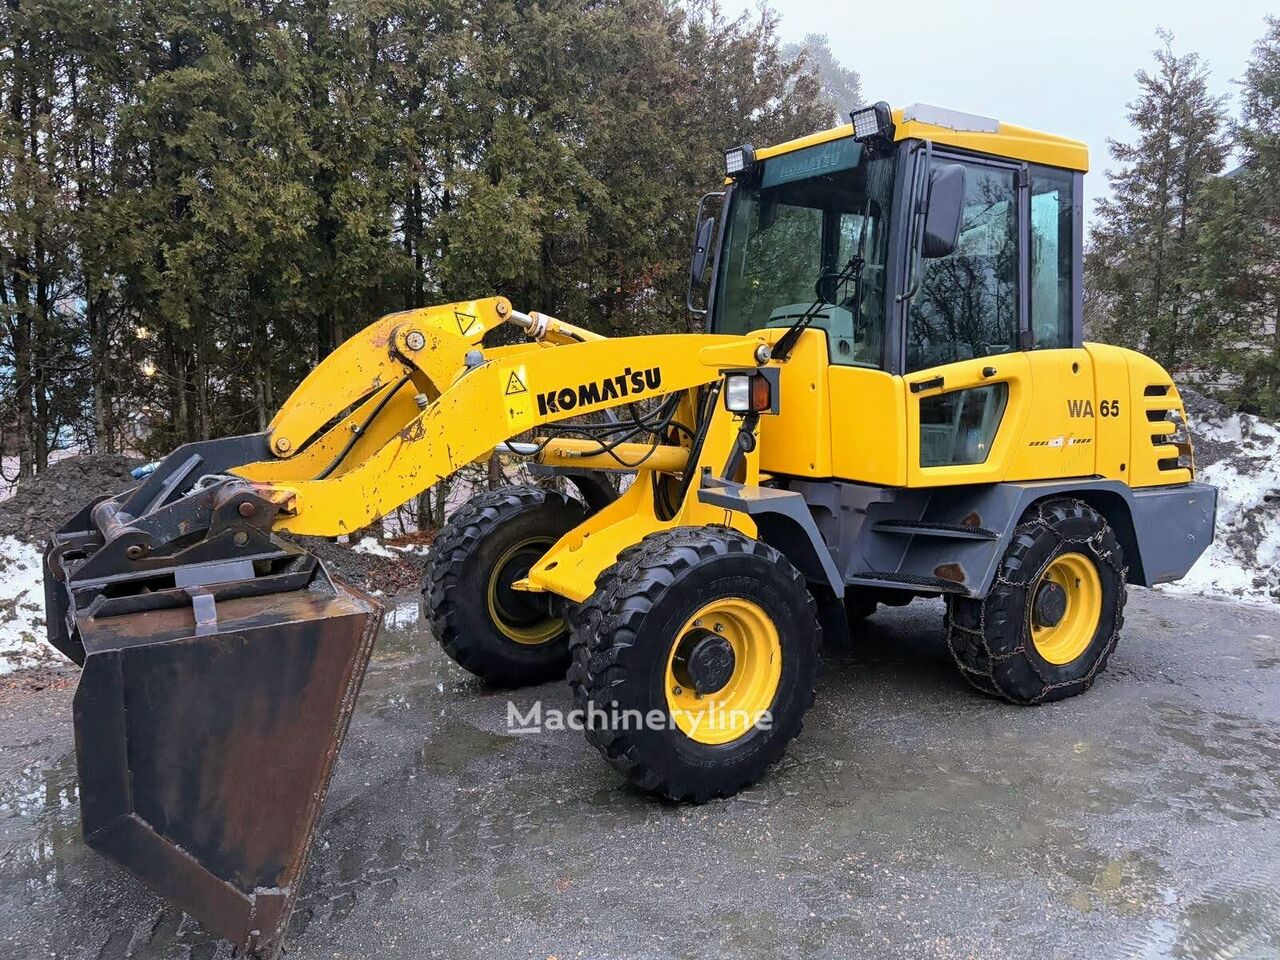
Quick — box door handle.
[910,375,945,394]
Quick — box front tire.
[569,527,820,802]
[423,486,586,687]
[946,498,1127,704]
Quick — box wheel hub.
[492,548,548,623]
[1029,552,1104,666]
[673,630,737,696]
[1032,580,1068,628]
[486,538,561,645]
[665,597,783,745]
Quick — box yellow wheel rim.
[664,598,782,745]
[486,537,562,646]
[1030,551,1102,665]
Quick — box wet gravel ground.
[1,589,1278,960]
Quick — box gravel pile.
[0,455,140,541]
[293,536,424,597]
[1181,388,1237,469]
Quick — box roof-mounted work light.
[724,143,756,179]
[850,101,894,145]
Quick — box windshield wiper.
[772,252,866,362]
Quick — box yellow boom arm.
[231,298,765,540]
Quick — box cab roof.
[756,103,1089,173]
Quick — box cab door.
[899,153,1027,487]
[905,353,1031,486]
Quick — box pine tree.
[1085,30,1228,374]
[1194,17,1280,415]
[426,0,833,336]
[783,32,862,122]
[1,0,849,468]
[1,0,95,474]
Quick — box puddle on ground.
[1,599,1279,959]
[371,597,427,657]
[1116,875,1280,959]
[355,598,484,712]
[1144,700,1280,823]
[0,750,78,817]
[380,597,423,636]
[0,751,86,890]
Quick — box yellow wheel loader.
[43,102,1216,956]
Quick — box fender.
[783,477,1218,598]
[697,475,844,598]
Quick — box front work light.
[724,372,774,414]
[724,143,756,179]
[850,101,894,144]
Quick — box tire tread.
[567,525,819,802]
[945,497,1127,705]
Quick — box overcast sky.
[721,0,1274,231]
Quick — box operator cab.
[715,136,895,368]
[692,102,1085,377]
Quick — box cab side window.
[1029,166,1074,349]
[919,384,1008,466]
[906,161,1018,372]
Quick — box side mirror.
[922,163,966,259]
[689,216,715,287]
[686,191,724,317]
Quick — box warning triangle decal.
[505,371,528,395]
[455,311,478,336]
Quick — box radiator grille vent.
[1144,383,1193,473]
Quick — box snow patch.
[351,537,398,559]
[1158,409,1280,605]
[352,535,431,558]
[0,536,56,673]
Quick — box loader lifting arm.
[41,296,770,958]
[231,296,757,535]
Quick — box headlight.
[723,373,774,414]
[725,374,752,412]
[850,101,894,143]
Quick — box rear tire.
[568,527,820,802]
[945,498,1127,704]
[423,486,586,687]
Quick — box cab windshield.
[711,139,896,368]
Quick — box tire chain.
[945,498,1128,704]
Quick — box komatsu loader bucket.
[44,436,381,958]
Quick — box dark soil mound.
[292,536,424,596]
[0,453,422,596]
[0,455,141,542]
[1181,387,1233,425]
